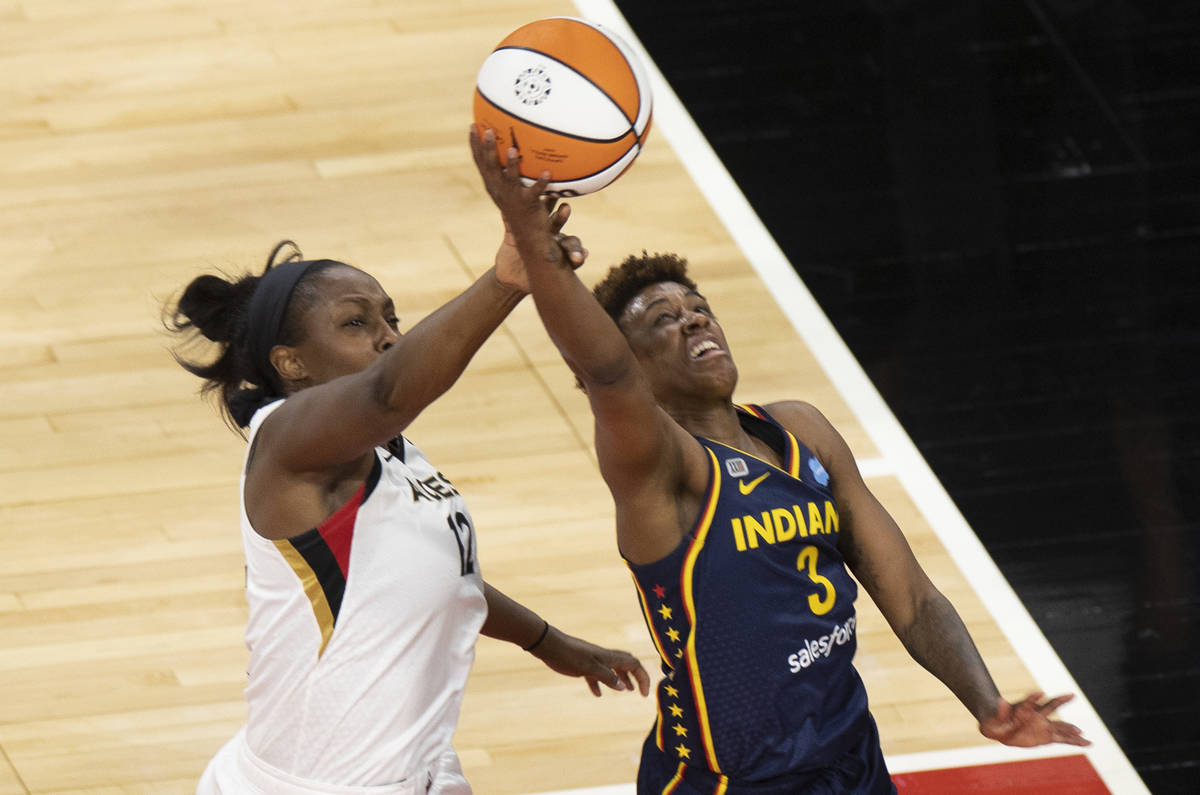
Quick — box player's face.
[287,265,400,386]
[619,281,737,401]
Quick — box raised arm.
[260,260,524,474]
[256,197,593,477]
[768,400,1089,747]
[469,126,704,562]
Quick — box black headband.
[227,258,324,427]
[245,258,322,393]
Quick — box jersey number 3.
[797,545,836,615]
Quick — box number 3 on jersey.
[797,545,836,615]
[446,511,476,576]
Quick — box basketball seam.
[475,88,636,146]
[488,44,643,133]
[546,144,641,186]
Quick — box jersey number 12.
[446,511,476,576]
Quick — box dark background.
[615,1,1200,792]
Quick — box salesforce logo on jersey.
[786,615,857,673]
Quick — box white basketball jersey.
[238,401,487,786]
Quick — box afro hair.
[592,251,697,322]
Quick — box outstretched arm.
[481,582,650,697]
[262,203,584,475]
[469,127,640,399]
[769,401,1089,748]
[470,126,703,563]
[263,261,524,474]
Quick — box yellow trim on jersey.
[661,762,686,794]
[784,427,801,478]
[714,775,730,795]
[736,402,763,418]
[274,539,335,658]
[735,403,802,478]
[629,568,674,671]
[681,447,723,774]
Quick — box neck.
[664,400,746,446]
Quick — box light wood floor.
[0,1,1038,792]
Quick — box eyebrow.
[642,290,707,313]
[333,295,395,311]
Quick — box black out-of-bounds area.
[615,1,1200,791]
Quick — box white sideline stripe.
[855,457,894,479]
[553,2,1151,795]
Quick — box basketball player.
[471,128,1090,794]
[169,214,649,794]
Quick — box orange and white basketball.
[473,17,653,196]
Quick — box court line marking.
[544,2,1150,793]
[855,456,895,479]
[513,745,1092,795]
[885,743,1096,774]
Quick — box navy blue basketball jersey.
[627,404,871,783]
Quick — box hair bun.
[176,273,258,343]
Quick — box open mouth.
[689,339,721,359]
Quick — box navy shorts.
[636,716,896,795]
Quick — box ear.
[269,344,307,385]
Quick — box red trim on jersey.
[317,482,364,579]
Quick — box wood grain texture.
[0,0,1033,791]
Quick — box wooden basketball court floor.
[0,1,1148,792]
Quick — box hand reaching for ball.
[472,16,652,197]
[475,125,587,294]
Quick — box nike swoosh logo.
[738,472,770,495]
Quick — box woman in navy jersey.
[169,208,648,794]
[471,127,1089,794]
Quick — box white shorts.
[196,728,470,795]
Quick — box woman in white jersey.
[169,197,649,794]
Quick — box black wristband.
[522,619,550,652]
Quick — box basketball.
[473,17,653,197]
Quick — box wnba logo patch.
[514,67,551,105]
[808,456,830,486]
[725,457,749,477]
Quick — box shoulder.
[761,399,836,439]
[761,399,853,471]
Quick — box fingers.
[602,649,651,696]
[555,233,587,266]
[530,168,551,197]
[632,660,651,696]
[468,126,519,184]
[473,126,564,204]
[548,202,571,233]
[587,661,626,694]
[1036,693,1074,714]
[502,144,555,197]
[469,125,497,172]
[617,669,635,692]
[1051,721,1091,746]
[588,649,651,696]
